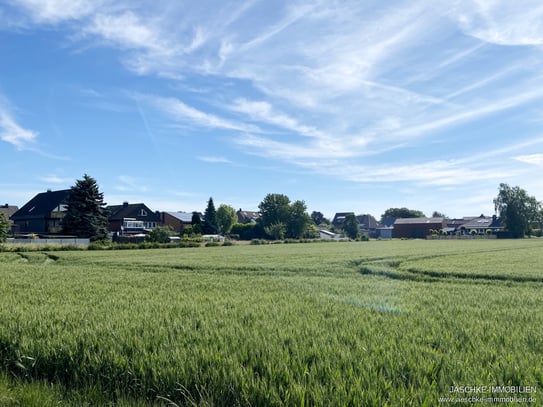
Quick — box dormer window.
[140,209,147,216]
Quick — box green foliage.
[258,194,310,239]
[494,183,541,238]
[287,200,310,238]
[380,207,426,222]
[264,222,286,240]
[258,193,291,227]
[230,223,263,240]
[216,204,237,235]
[342,213,360,239]
[203,197,217,234]
[62,174,109,241]
[190,212,202,235]
[310,210,325,225]
[145,225,174,243]
[1,240,542,405]
[0,213,9,243]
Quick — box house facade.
[393,217,446,239]
[10,189,70,235]
[332,212,355,228]
[107,202,161,234]
[237,209,260,224]
[161,211,193,233]
[0,204,18,230]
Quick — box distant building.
[0,204,18,229]
[393,217,446,239]
[237,209,260,224]
[332,212,355,228]
[10,189,70,235]
[107,202,161,234]
[161,211,193,233]
[319,230,342,239]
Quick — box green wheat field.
[1,239,542,406]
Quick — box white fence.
[7,238,90,245]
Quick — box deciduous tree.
[380,208,425,223]
[310,211,325,225]
[342,213,360,239]
[0,213,9,243]
[493,183,541,238]
[216,204,237,235]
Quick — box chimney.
[123,201,129,207]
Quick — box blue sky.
[1,0,543,219]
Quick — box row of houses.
[2,189,503,239]
[331,212,503,239]
[1,189,260,237]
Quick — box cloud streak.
[0,108,38,149]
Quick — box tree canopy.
[62,174,109,241]
[0,213,9,243]
[258,193,311,239]
[493,183,541,238]
[216,204,237,235]
[342,213,360,239]
[203,197,217,234]
[380,207,425,222]
[310,211,325,225]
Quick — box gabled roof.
[332,212,354,227]
[11,190,70,220]
[107,202,161,221]
[237,209,260,224]
[394,217,444,225]
[459,215,501,229]
[0,205,19,222]
[164,211,193,223]
[357,214,378,229]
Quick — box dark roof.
[357,214,378,229]
[394,217,445,225]
[11,190,70,220]
[332,212,355,227]
[107,202,161,221]
[459,215,501,229]
[0,205,19,222]
[164,211,193,223]
[237,209,260,224]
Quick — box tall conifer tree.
[62,174,109,241]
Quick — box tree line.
[1,175,542,243]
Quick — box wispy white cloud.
[10,0,101,23]
[137,94,259,133]
[0,108,38,149]
[115,175,149,193]
[197,156,233,164]
[452,0,543,45]
[514,153,543,167]
[84,11,173,55]
[38,175,71,185]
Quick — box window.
[140,209,147,216]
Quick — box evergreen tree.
[203,197,217,234]
[62,174,109,241]
[0,213,9,243]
